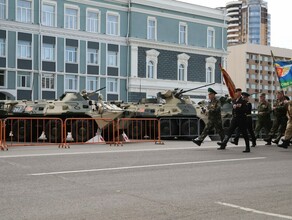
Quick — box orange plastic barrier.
[4,117,63,147]
[116,118,162,145]
[63,118,116,147]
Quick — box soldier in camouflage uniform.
[192,88,224,146]
[254,93,272,139]
[264,90,288,145]
[278,99,292,149]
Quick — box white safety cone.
[66,132,74,142]
[38,131,47,141]
[86,129,105,143]
[122,131,130,142]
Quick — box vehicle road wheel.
[12,119,32,142]
[160,119,178,138]
[181,120,198,137]
[72,120,93,142]
[45,120,62,143]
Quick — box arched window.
[205,57,216,83]
[147,61,154,78]
[178,64,185,81]
[206,67,213,83]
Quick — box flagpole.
[270,50,275,108]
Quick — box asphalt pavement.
[0,140,292,220]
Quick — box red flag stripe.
[219,64,236,99]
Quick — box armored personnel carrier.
[1,88,125,142]
[121,85,232,139]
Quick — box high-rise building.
[226,0,270,46]
[227,43,292,108]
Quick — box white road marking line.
[216,202,292,219]
[29,157,265,176]
[0,145,241,159]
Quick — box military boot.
[277,140,289,149]
[251,139,256,147]
[264,137,272,145]
[272,137,281,145]
[192,138,202,146]
[217,136,228,150]
[230,137,239,145]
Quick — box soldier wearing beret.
[230,92,256,147]
[264,90,288,145]
[254,93,272,140]
[217,88,250,153]
[192,88,224,146]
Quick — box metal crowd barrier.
[0,120,7,150]
[4,117,63,147]
[116,118,162,145]
[62,118,116,147]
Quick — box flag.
[274,60,292,88]
[271,51,292,89]
[219,64,236,99]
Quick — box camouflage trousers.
[283,118,292,140]
[197,119,224,141]
[254,117,272,138]
[268,116,287,140]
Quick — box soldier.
[217,88,250,153]
[230,92,256,147]
[192,88,224,146]
[254,93,272,139]
[278,100,292,149]
[264,90,288,145]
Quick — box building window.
[0,70,5,87]
[147,17,156,40]
[0,0,6,19]
[205,57,216,83]
[146,49,159,79]
[206,67,213,83]
[17,72,31,88]
[65,6,78,30]
[107,78,118,93]
[17,40,31,59]
[86,76,98,91]
[42,43,55,61]
[65,74,78,91]
[42,73,55,89]
[147,61,154,79]
[179,23,187,45]
[207,27,215,48]
[106,13,119,36]
[178,64,185,81]
[87,10,99,33]
[87,48,98,65]
[42,2,56,27]
[107,51,118,67]
[177,53,189,81]
[17,0,32,23]
[66,46,77,63]
[0,38,5,57]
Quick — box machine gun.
[174,82,216,99]
[87,87,106,97]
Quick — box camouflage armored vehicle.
[120,85,232,139]
[1,88,125,142]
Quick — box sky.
[177,0,292,50]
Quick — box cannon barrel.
[175,82,216,98]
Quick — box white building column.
[131,45,138,77]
